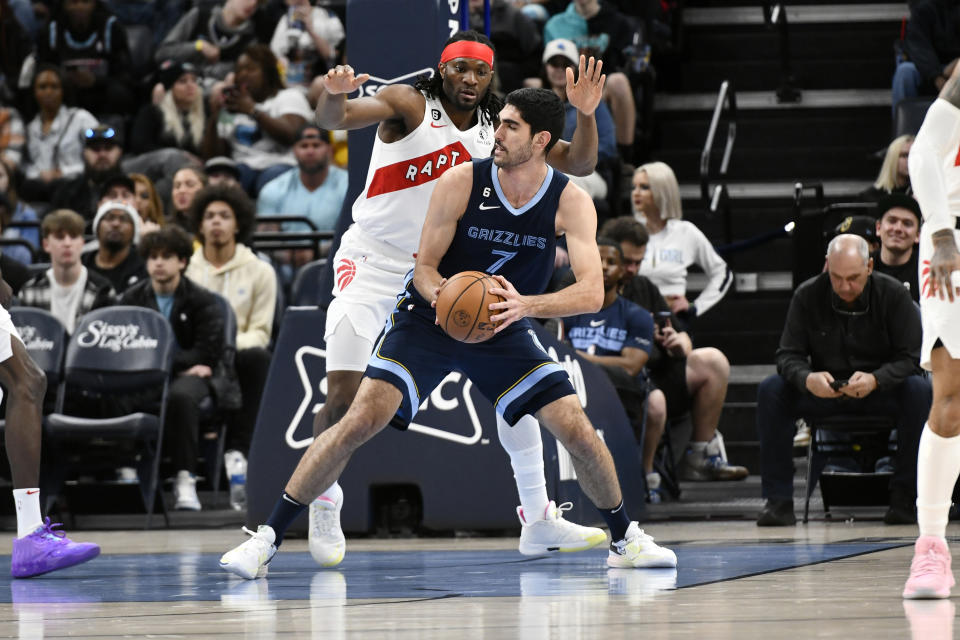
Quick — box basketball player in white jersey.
[304,31,609,567]
[902,64,960,598]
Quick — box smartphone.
[829,379,849,391]
[654,311,672,330]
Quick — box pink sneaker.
[903,536,955,599]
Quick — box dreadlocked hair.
[414,30,503,126]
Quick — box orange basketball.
[435,271,505,343]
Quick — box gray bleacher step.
[683,3,907,26]
[729,364,777,384]
[657,88,891,112]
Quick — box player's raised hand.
[565,55,605,116]
[488,275,529,333]
[322,65,371,95]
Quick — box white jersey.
[909,98,960,368]
[350,92,496,256]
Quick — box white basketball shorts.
[324,225,416,372]
[919,227,960,370]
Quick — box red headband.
[439,41,494,68]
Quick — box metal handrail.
[699,80,737,243]
[762,1,800,103]
[253,215,321,231]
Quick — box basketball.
[435,271,505,343]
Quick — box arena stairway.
[648,2,909,502]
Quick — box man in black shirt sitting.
[871,194,922,304]
[81,200,147,295]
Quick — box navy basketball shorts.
[365,306,575,428]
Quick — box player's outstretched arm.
[315,65,424,132]
[489,183,602,330]
[546,55,604,177]
[413,163,474,306]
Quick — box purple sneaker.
[11,518,100,578]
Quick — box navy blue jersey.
[437,157,568,296]
[564,296,655,357]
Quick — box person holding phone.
[755,234,931,526]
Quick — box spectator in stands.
[48,124,125,219]
[269,0,344,92]
[20,65,98,201]
[130,173,165,235]
[544,0,637,162]
[0,103,25,170]
[257,124,346,234]
[0,160,40,265]
[202,44,312,196]
[0,0,32,99]
[756,234,930,526]
[130,61,206,158]
[601,215,746,499]
[860,134,913,201]
[468,0,542,93]
[36,0,135,116]
[204,156,241,188]
[19,209,113,332]
[155,0,259,86]
[81,200,146,294]
[169,165,206,231]
[539,38,616,207]
[120,226,227,511]
[185,185,275,486]
[632,162,731,326]
[892,0,960,110]
[872,194,921,304]
[562,238,655,482]
[833,215,880,255]
[97,172,136,206]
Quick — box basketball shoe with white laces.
[517,501,607,555]
[903,536,955,599]
[309,493,346,567]
[219,525,277,580]
[607,521,678,568]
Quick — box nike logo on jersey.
[26,490,39,495]
[479,202,500,210]
[589,319,606,327]
[430,123,447,128]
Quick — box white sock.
[498,413,550,521]
[916,424,960,539]
[13,489,42,539]
[646,472,661,490]
[317,481,343,506]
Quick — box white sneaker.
[220,525,277,580]
[607,522,678,568]
[309,494,345,567]
[173,470,201,511]
[517,501,607,556]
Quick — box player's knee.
[932,394,960,434]
[560,418,603,459]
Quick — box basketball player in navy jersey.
[221,88,676,578]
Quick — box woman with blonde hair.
[130,173,165,234]
[632,161,731,322]
[860,134,913,201]
[130,61,206,156]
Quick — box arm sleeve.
[905,5,946,83]
[872,288,922,388]
[910,98,960,234]
[236,263,276,350]
[775,292,813,392]
[155,10,202,65]
[174,296,225,370]
[625,305,654,355]
[688,223,732,315]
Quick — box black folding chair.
[42,307,175,528]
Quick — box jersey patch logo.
[336,259,357,291]
[589,319,606,327]
[366,141,471,198]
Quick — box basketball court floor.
[0,521,951,639]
